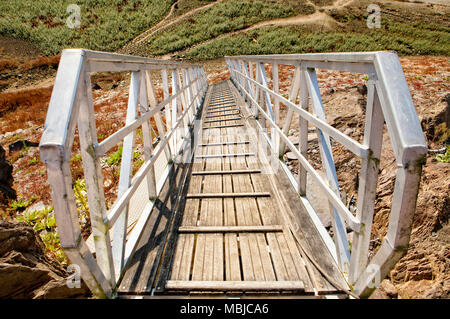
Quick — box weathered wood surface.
[118,80,346,297]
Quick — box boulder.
[0,220,90,299]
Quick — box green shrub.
[0,0,174,55]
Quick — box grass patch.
[147,0,296,55]
[0,0,175,55]
[186,7,450,59]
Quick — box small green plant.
[9,197,32,212]
[16,206,68,264]
[17,206,55,232]
[28,156,39,165]
[105,145,123,166]
[73,179,89,222]
[435,146,450,163]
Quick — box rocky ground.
[0,219,90,298]
[0,50,448,298]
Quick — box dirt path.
[120,1,178,50]
[118,0,225,55]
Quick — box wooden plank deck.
[117,80,347,297]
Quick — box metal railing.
[225,51,427,297]
[39,49,208,298]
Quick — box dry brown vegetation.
[0,87,53,134]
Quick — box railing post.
[77,71,116,287]
[278,65,300,157]
[145,70,172,160]
[349,74,384,284]
[242,61,256,115]
[112,71,140,278]
[161,68,174,155]
[305,67,351,275]
[171,69,180,153]
[140,72,158,201]
[258,62,276,151]
[184,68,194,123]
[273,62,280,126]
[297,66,308,196]
[188,68,199,113]
[177,68,190,139]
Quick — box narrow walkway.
[118,80,347,297]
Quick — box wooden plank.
[206,112,240,118]
[178,225,283,233]
[208,101,235,107]
[208,104,236,110]
[166,281,304,291]
[186,192,270,198]
[204,117,242,123]
[207,108,240,114]
[204,113,223,282]
[231,133,269,282]
[209,97,234,102]
[199,141,249,147]
[225,126,288,280]
[195,153,254,159]
[225,117,255,282]
[170,169,202,281]
[225,80,278,284]
[192,169,260,175]
[203,124,244,129]
[222,127,241,283]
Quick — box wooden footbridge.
[39,50,427,299]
